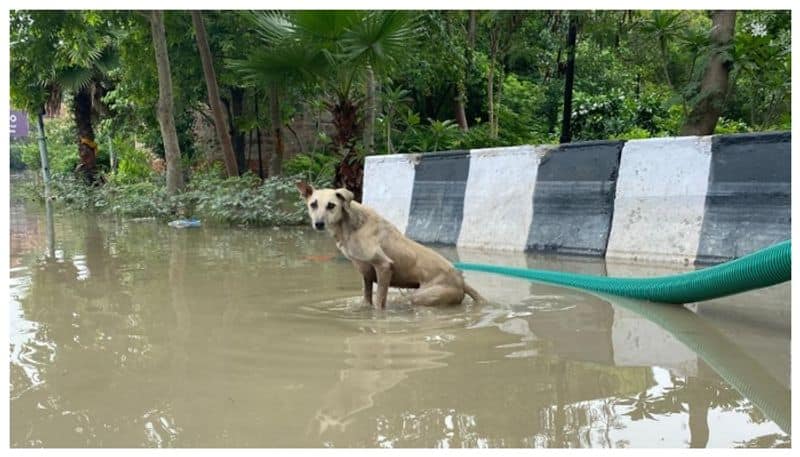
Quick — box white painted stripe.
[457,146,544,251]
[606,136,713,264]
[362,154,418,233]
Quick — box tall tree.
[681,11,737,135]
[559,16,578,144]
[149,10,184,195]
[191,11,239,177]
[483,12,525,139]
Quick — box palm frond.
[56,65,94,91]
[226,44,329,88]
[292,10,363,43]
[340,11,418,68]
[93,46,119,74]
[246,10,296,46]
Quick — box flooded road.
[9,201,790,448]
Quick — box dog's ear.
[335,188,354,205]
[296,181,314,200]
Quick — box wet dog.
[296,182,484,308]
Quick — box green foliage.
[496,74,548,145]
[176,165,307,225]
[9,10,794,228]
[21,161,319,226]
[18,116,82,174]
[10,143,27,171]
[399,118,460,153]
[714,117,750,134]
[570,88,677,140]
[109,141,154,185]
[283,152,339,187]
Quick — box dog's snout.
[314,221,325,230]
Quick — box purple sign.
[10,110,29,139]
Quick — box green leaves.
[340,11,418,69]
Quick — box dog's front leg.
[362,276,373,306]
[374,259,393,309]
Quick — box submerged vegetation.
[10,10,791,225]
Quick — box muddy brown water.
[9,201,790,448]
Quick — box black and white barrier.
[362,132,790,265]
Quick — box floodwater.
[9,200,791,448]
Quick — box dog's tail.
[463,283,486,303]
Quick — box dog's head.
[296,181,354,232]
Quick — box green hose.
[455,240,790,304]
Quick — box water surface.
[9,201,790,448]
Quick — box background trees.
[11,10,792,206]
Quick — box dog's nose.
[314,221,325,230]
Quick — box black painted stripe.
[695,132,791,265]
[405,150,470,245]
[526,140,623,256]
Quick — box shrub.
[283,151,338,187]
[109,141,154,185]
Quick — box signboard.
[10,110,30,139]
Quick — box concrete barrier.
[405,150,470,245]
[526,140,623,256]
[695,132,791,264]
[362,154,418,233]
[459,146,543,251]
[361,132,790,264]
[605,136,713,264]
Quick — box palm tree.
[229,10,417,200]
[10,11,119,185]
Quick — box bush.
[283,151,338,187]
[109,141,154,185]
[714,118,751,135]
[496,74,549,145]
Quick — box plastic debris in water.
[168,219,202,229]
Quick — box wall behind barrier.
[361,132,790,265]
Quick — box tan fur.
[297,181,485,308]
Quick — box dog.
[296,181,485,308]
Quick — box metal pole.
[45,198,55,259]
[36,107,55,259]
[35,108,51,199]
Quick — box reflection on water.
[8,201,791,448]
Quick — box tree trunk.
[681,11,737,136]
[268,83,283,178]
[487,59,495,138]
[454,83,469,132]
[229,86,247,174]
[73,87,98,184]
[254,92,264,179]
[149,10,184,196]
[494,68,504,137]
[467,11,477,48]
[331,97,363,201]
[363,65,376,155]
[191,11,239,177]
[463,11,477,131]
[559,18,578,144]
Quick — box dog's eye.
[326,202,336,210]
[310,200,318,209]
